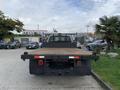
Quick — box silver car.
[86,40,107,51]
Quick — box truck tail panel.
[21,54,91,75]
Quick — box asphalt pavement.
[0,48,104,90]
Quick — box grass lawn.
[92,49,120,90]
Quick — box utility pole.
[37,24,39,30]
[86,25,89,34]
[53,28,58,33]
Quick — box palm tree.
[95,16,120,50]
[0,11,4,18]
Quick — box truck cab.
[43,34,76,48]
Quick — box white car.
[86,40,107,51]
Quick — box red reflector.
[38,60,44,65]
[77,61,81,65]
[77,61,81,64]
[74,56,80,59]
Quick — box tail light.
[38,60,44,65]
[69,56,80,59]
[34,56,45,59]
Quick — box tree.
[0,10,24,40]
[95,16,120,50]
[0,11,4,18]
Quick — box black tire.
[86,46,91,51]
[19,45,21,48]
[29,60,44,75]
[11,46,16,49]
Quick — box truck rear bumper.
[21,52,93,61]
[42,66,91,75]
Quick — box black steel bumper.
[21,52,99,61]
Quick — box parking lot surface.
[0,48,104,90]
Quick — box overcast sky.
[0,0,120,32]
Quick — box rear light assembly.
[69,56,80,59]
[34,56,45,65]
[77,60,81,64]
[38,60,44,65]
[76,60,81,66]
[34,56,45,59]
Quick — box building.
[14,30,48,46]
[22,29,48,35]
[15,36,41,46]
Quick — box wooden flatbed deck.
[29,48,93,56]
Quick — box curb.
[91,70,112,90]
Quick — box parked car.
[21,41,29,47]
[86,40,107,51]
[26,42,39,49]
[0,41,7,49]
[77,42,81,49]
[5,41,21,49]
[39,42,43,48]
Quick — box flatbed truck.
[21,34,95,75]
